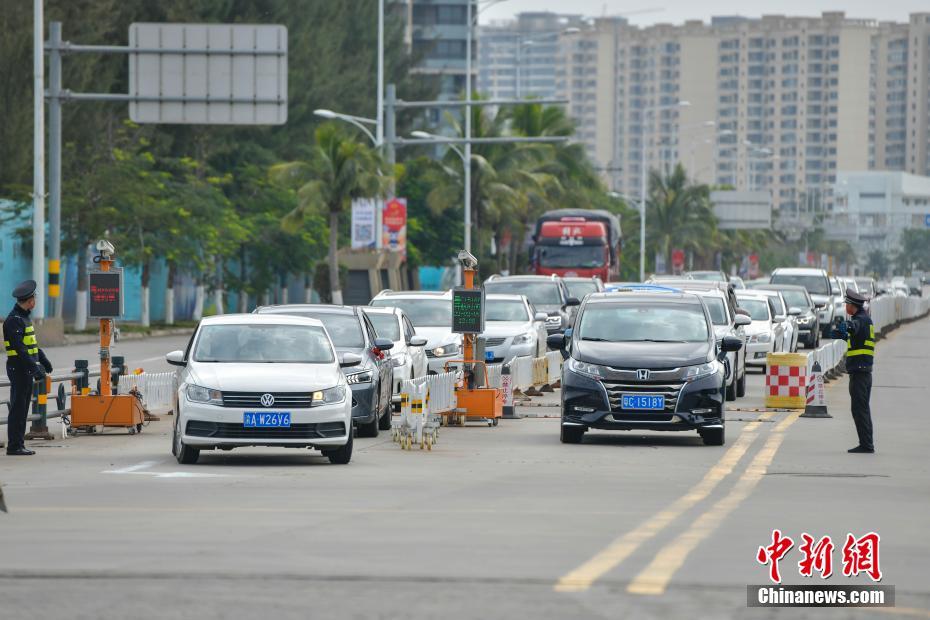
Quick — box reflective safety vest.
[4,321,39,358]
[846,323,875,358]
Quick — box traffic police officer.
[4,280,53,456]
[831,288,875,453]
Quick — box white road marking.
[103,461,159,474]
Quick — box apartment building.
[403,0,476,105]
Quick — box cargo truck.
[531,209,621,281]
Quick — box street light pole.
[376,0,384,145]
[32,0,45,319]
[464,0,473,255]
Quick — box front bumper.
[745,340,775,366]
[560,369,724,432]
[180,396,351,448]
[485,340,535,365]
[349,382,377,422]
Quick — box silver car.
[480,294,548,364]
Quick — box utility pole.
[48,22,63,318]
[32,0,45,319]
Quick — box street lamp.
[314,109,378,145]
[639,100,690,281]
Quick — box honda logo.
[260,393,275,407]
[636,369,650,381]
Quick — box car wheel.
[324,429,353,465]
[700,425,725,446]
[174,420,200,465]
[378,395,393,431]
[560,424,585,444]
[736,368,747,398]
[357,408,380,438]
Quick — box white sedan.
[167,314,356,465]
[480,294,548,364]
[736,292,786,369]
[362,306,428,397]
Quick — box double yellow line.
[555,411,800,594]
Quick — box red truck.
[531,209,622,281]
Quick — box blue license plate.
[485,350,495,361]
[621,395,665,411]
[243,412,291,427]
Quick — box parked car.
[480,294,548,364]
[736,291,786,369]
[854,277,877,299]
[769,268,834,337]
[687,270,729,282]
[752,289,800,352]
[484,275,580,333]
[678,286,750,401]
[362,307,428,402]
[369,290,462,375]
[753,284,819,348]
[254,304,394,437]
[551,289,742,446]
[166,314,355,465]
[562,276,605,301]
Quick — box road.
[1,320,929,619]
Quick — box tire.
[174,421,200,465]
[356,412,379,438]
[700,425,725,446]
[325,429,353,465]
[378,397,393,431]
[725,377,737,401]
[560,424,585,444]
[736,368,747,398]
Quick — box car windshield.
[484,281,562,306]
[363,312,400,341]
[689,272,726,282]
[536,245,605,268]
[370,298,451,327]
[486,300,529,322]
[777,289,811,309]
[576,303,709,343]
[770,273,830,295]
[701,297,728,325]
[738,299,770,321]
[565,280,600,299]
[193,324,334,363]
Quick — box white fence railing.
[117,372,175,412]
[400,371,459,415]
[869,295,930,333]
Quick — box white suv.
[362,306,428,398]
[369,290,462,374]
[770,268,834,337]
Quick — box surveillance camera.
[96,239,115,257]
[457,250,478,269]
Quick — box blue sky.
[478,0,925,26]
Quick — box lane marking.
[626,411,801,595]
[103,461,159,474]
[554,413,773,593]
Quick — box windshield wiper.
[632,339,689,343]
[580,336,611,342]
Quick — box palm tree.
[269,123,384,304]
[646,163,717,271]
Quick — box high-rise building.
[403,0,476,107]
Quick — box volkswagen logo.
[260,393,275,407]
[636,369,650,381]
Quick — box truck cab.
[534,219,610,280]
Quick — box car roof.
[200,313,325,327]
[586,291,702,305]
[771,267,827,276]
[736,290,770,298]
[654,279,730,292]
[486,293,527,302]
[485,275,561,283]
[749,289,782,298]
[754,283,809,293]
[606,283,681,293]
[561,276,602,282]
[681,287,726,299]
[361,306,402,316]
[255,304,357,316]
[372,290,451,299]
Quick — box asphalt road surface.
[1,321,928,619]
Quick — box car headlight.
[797,316,812,325]
[431,343,461,357]
[391,353,409,368]
[568,357,603,379]
[310,386,346,407]
[345,370,373,384]
[186,384,223,405]
[512,333,533,345]
[682,360,720,382]
[545,315,562,327]
[749,333,771,344]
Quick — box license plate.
[485,350,495,361]
[243,412,291,427]
[621,395,665,411]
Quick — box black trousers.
[6,365,33,451]
[847,370,873,450]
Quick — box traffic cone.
[801,361,832,418]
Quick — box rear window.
[363,311,401,341]
[370,298,451,327]
[770,273,829,295]
[738,298,770,321]
[576,303,709,343]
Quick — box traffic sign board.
[452,287,485,334]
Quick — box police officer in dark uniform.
[830,288,875,454]
[4,280,53,456]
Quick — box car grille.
[221,391,313,409]
[484,337,507,347]
[602,381,685,414]
[185,420,345,439]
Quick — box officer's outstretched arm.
[38,349,53,373]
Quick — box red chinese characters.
[756,529,795,583]
[841,532,882,582]
[798,533,834,579]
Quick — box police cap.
[12,279,37,302]
[844,287,868,306]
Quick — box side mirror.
[339,352,362,368]
[408,336,427,347]
[721,336,743,353]
[788,307,802,316]
[772,315,785,323]
[735,308,750,317]
[166,350,187,367]
[565,297,581,307]
[547,333,566,350]
[373,337,394,352]
[734,315,751,327]
[534,312,548,322]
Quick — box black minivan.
[549,290,742,446]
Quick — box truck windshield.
[576,304,709,343]
[537,245,605,268]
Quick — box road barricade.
[117,371,175,416]
[765,352,809,409]
[393,372,458,450]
